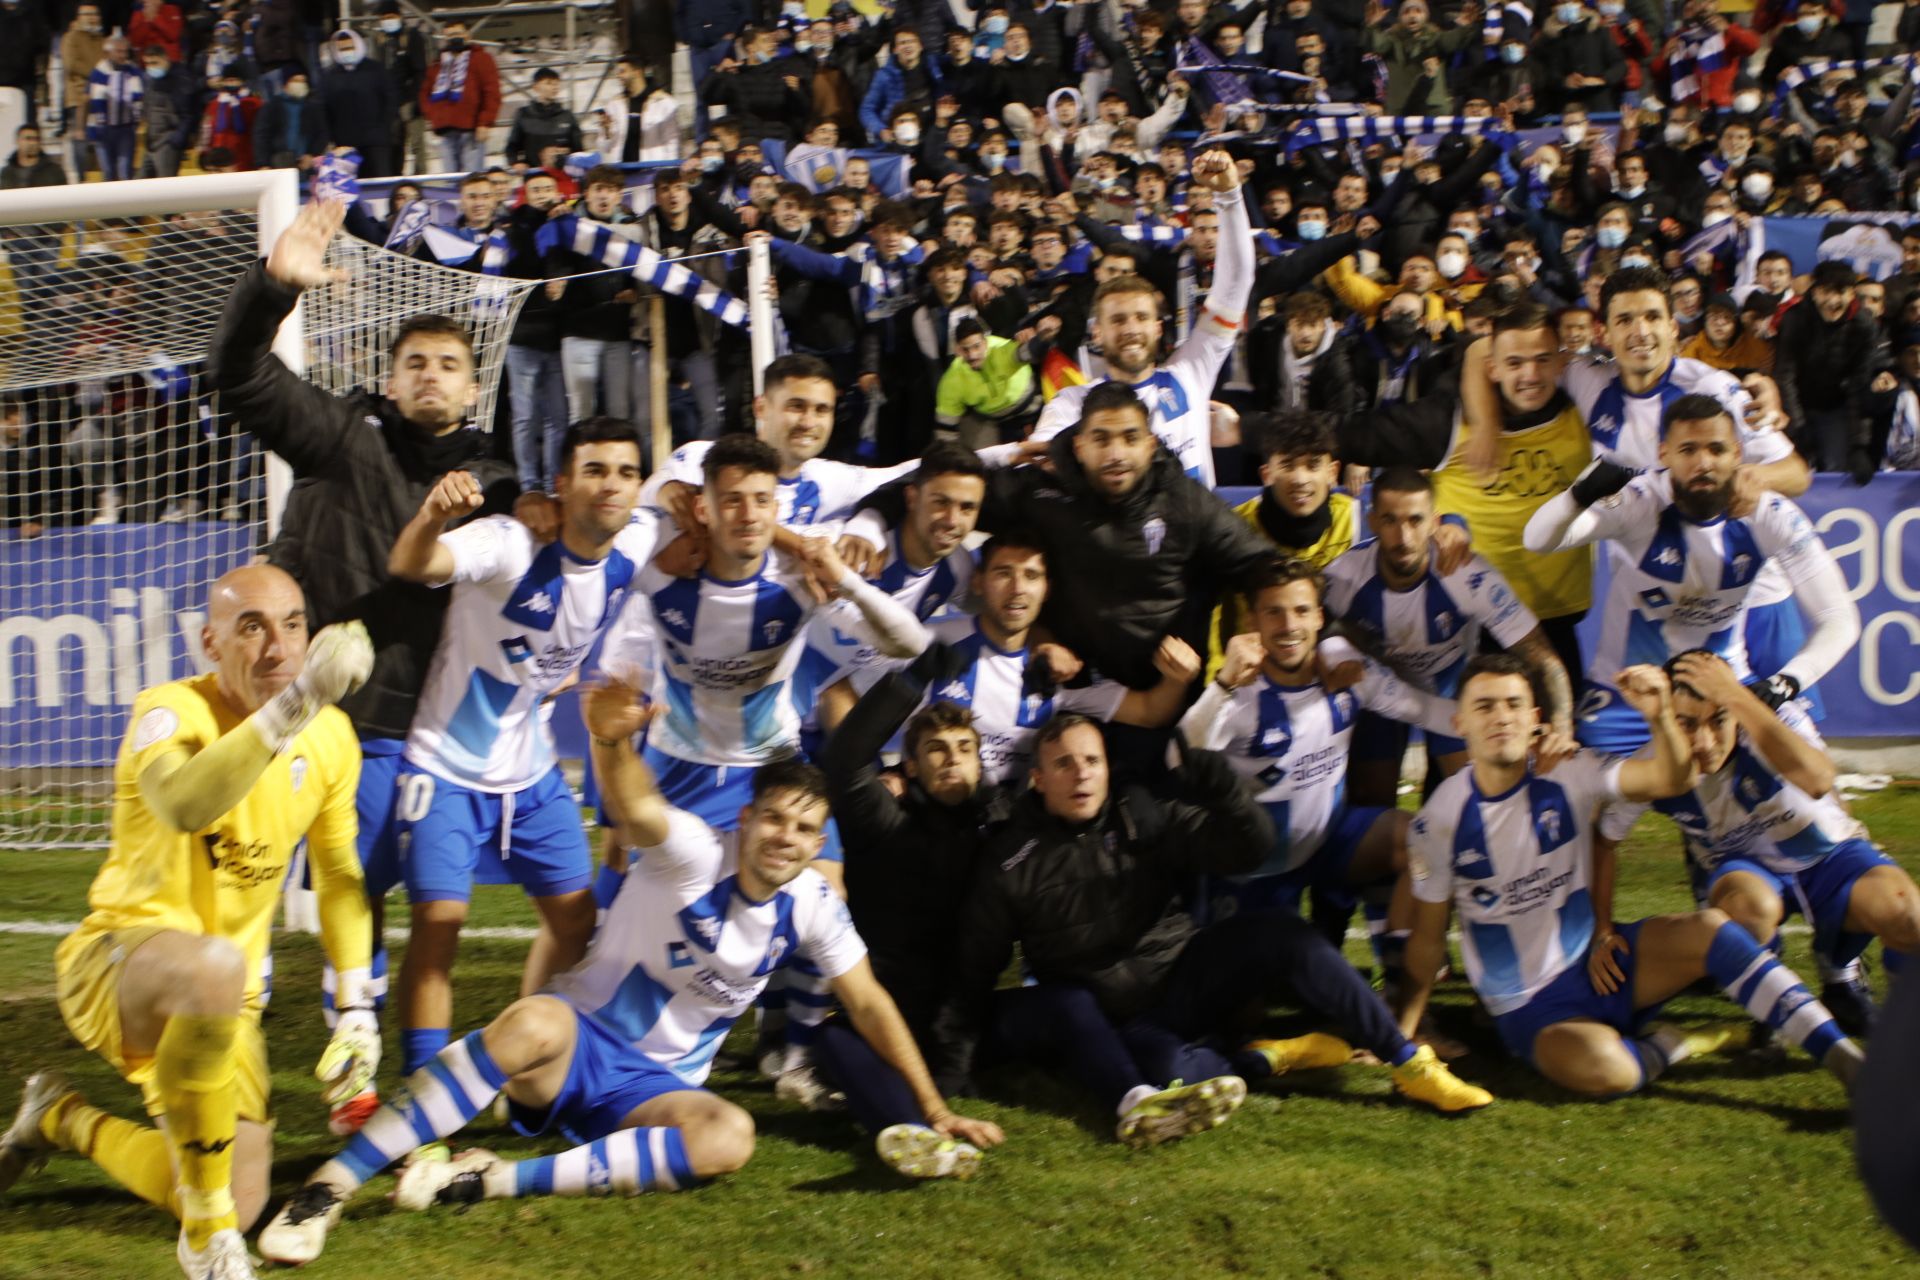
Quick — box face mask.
[894,123,920,145]
[984,14,1009,32]
[1837,149,1858,168]
[145,65,166,79]
[783,0,805,14]
[215,30,235,43]
[700,154,724,172]
[1556,3,1582,22]
[1380,314,1421,343]
[1733,91,1762,113]
[1501,43,1526,62]
[793,39,809,52]
[285,81,309,99]
[1597,225,1627,249]
[380,18,401,32]
[1296,218,1326,241]
[1564,123,1587,144]
[1535,160,1557,180]
[1702,209,1732,227]
[1664,123,1690,145]
[1521,255,1541,275]
[336,49,362,67]
[1620,254,1652,269]
[983,152,1005,170]
[1096,174,1116,188]
[446,37,466,51]
[1437,250,1468,279]
[751,49,771,63]
[1618,183,1645,198]
[1451,226,1477,245]
[1007,48,1028,61]
[1741,174,1772,200]
[1598,0,1623,13]
[1795,14,1821,34]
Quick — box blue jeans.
[507,343,568,491]
[560,336,633,430]
[5,231,58,298]
[435,128,487,172]
[93,124,137,181]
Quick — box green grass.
[4,790,1920,1279]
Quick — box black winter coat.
[207,263,518,740]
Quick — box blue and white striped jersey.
[1323,544,1539,697]
[406,514,660,792]
[549,808,867,1084]
[869,615,1129,784]
[1030,326,1233,486]
[1410,752,1626,1015]
[1180,653,1456,876]
[1650,701,1866,874]
[602,550,822,768]
[795,528,973,707]
[1573,473,1835,689]
[1562,353,1797,607]
[641,440,918,533]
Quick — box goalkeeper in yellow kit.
[0,565,379,1280]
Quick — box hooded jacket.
[320,31,398,151]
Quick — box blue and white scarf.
[540,215,752,328]
[429,49,471,102]
[1483,1,1533,60]
[1773,52,1918,110]
[1668,22,1728,103]
[312,149,361,205]
[1285,114,1502,156]
[383,197,433,252]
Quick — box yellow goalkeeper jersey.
[1208,490,1360,680]
[69,673,366,1014]
[1431,400,1594,622]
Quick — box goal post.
[0,172,533,852]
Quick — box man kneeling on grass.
[1395,654,1866,1098]
[259,682,1001,1266]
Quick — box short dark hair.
[1599,266,1672,323]
[905,701,979,757]
[1284,292,1332,324]
[583,164,625,192]
[1078,381,1151,427]
[954,316,990,344]
[761,353,836,395]
[1032,711,1104,758]
[1246,555,1326,603]
[1460,651,1539,705]
[533,65,560,81]
[702,432,782,487]
[1810,259,1858,291]
[751,756,830,809]
[1493,300,1554,340]
[1660,392,1736,441]
[15,124,38,138]
[979,529,1047,573]
[912,440,988,487]
[869,200,913,231]
[1371,466,1432,498]
[560,416,643,469]
[1260,410,1338,462]
[459,170,493,191]
[389,313,474,360]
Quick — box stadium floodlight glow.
[0,172,533,851]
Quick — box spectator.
[1357,0,1480,114]
[60,4,105,176]
[1682,291,1775,373]
[321,29,398,178]
[198,67,260,170]
[934,317,1039,447]
[86,36,142,181]
[127,0,184,62]
[586,54,675,165]
[701,27,810,144]
[500,170,569,491]
[1537,2,1627,113]
[254,69,327,172]
[1,397,62,538]
[0,125,61,302]
[800,20,861,141]
[1761,0,1850,84]
[421,19,499,172]
[139,43,197,178]
[860,29,940,143]
[369,2,432,175]
[674,0,747,138]
[549,164,641,429]
[0,0,47,133]
[1774,260,1892,477]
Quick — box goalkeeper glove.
[316,1006,381,1106]
[1746,672,1801,712]
[250,621,375,752]
[1569,458,1639,508]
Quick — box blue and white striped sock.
[321,1031,507,1190]
[507,1127,695,1198]
[1706,922,1849,1063]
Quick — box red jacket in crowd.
[419,45,501,134]
[127,2,184,61]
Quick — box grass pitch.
[2,790,1917,1279]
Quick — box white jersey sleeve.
[1354,657,1458,738]
[1408,801,1454,906]
[1454,555,1541,650]
[439,515,530,587]
[791,872,869,981]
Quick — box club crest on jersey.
[1142,516,1167,556]
[1433,611,1456,639]
[1640,586,1672,610]
[500,636,533,666]
[762,618,786,646]
[288,756,308,793]
[1535,808,1562,846]
[1470,884,1502,910]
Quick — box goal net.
[0,173,533,851]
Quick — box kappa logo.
[1593,414,1618,439]
[518,590,556,615]
[689,914,722,946]
[660,608,689,631]
[936,679,972,700]
[1654,547,1683,567]
[586,1151,612,1192]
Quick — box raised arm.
[388,470,484,585]
[1521,459,1640,552]
[583,680,672,849]
[1612,665,1696,803]
[799,538,932,659]
[1671,651,1836,799]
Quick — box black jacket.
[934,744,1272,1078]
[861,433,1278,689]
[546,209,641,342]
[700,58,810,143]
[207,263,518,740]
[1535,20,1626,112]
[503,203,563,350]
[823,662,1014,1041]
[504,99,583,166]
[320,59,398,151]
[1773,297,1889,429]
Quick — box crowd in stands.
[3,0,1920,537]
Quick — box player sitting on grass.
[1617,650,1919,1024]
[258,684,1000,1266]
[1397,654,1867,1098]
[2,566,375,1280]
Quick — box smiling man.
[2,567,374,1280]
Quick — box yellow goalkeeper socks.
[44,1093,178,1214]
[153,1014,240,1248]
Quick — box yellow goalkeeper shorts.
[55,926,272,1123]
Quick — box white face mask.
[1702,209,1732,227]
[1741,174,1773,200]
[1564,123,1587,144]
[894,123,920,145]
[1437,250,1468,279]
[1664,123,1690,146]
[1733,91,1762,113]
[380,17,401,32]
[1535,160,1557,180]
